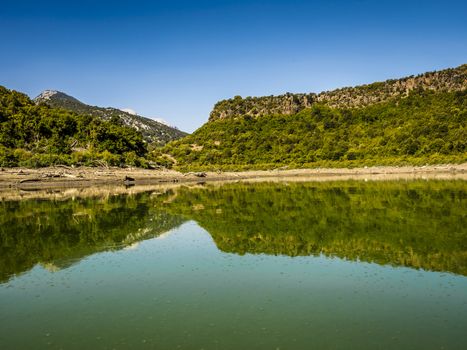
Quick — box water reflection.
[1,180,466,282]
[0,192,185,282]
[165,181,467,275]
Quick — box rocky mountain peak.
[34,90,59,101]
[34,90,82,104]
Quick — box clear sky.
[1,0,466,132]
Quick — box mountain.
[209,64,467,121]
[163,64,467,170]
[34,90,187,146]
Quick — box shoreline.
[0,163,465,192]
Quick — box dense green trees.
[0,86,148,167]
[164,90,467,170]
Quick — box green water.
[1,180,466,349]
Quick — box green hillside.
[0,86,152,167]
[164,89,467,170]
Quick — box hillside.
[209,64,467,121]
[34,90,187,146]
[164,66,467,170]
[0,86,160,167]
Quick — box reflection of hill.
[0,192,185,282]
[163,181,467,276]
[2,181,466,282]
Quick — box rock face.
[209,93,316,121]
[209,64,467,121]
[34,90,187,145]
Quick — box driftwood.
[19,178,41,184]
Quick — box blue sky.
[1,0,466,132]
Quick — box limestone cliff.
[209,64,467,121]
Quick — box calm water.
[1,180,466,349]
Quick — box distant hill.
[164,64,467,170]
[34,90,187,146]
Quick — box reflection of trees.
[2,180,466,283]
[0,192,185,282]
[163,181,467,275]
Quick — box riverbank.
[0,163,466,191]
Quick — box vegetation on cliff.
[209,64,467,120]
[164,89,467,170]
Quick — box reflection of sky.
[1,0,467,132]
[1,220,466,349]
